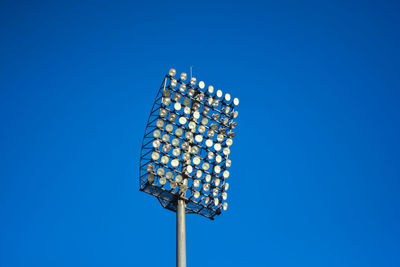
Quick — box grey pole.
[177,199,186,267]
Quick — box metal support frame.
[176,199,186,267]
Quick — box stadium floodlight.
[139,68,240,267]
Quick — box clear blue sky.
[1,1,399,266]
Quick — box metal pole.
[177,199,186,267]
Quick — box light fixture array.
[139,68,239,219]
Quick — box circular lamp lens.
[162,134,169,142]
[161,156,169,164]
[203,183,210,191]
[162,98,171,106]
[157,168,165,176]
[225,93,231,101]
[216,155,222,163]
[185,132,193,141]
[195,135,203,143]
[193,179,200,187]
[166,171,173,180]
[200,118,208,125]
[214,198,219,206]
[175,128,183,136]
[192,102,201,111]
[226,159,232,167]
[223,147,231,156]
[148,173,155,183]
[179,84,186,92]
[219,127,227,134]
[175,174,183,183]
[223,170,230,178]
[165,124,173,132]
[233,111,239,118]
[205,139,213,147]
[172,138,180,147]
[198,125,206,133]
[208,85,214,94]
[212,99,219,107]
[233,98,239,106]
[226,138,233,146]
[224,183,229,191]
[180,72,187,80]
[151,152,160,161]
[202,162,210,170]
[170,79,177,87]
[204,197,210,204]
[222,202,228,211]
[186,165,193,173]
[172,148,181,157]
[216,90,223,98]
[188,121,196,130]
[179,116,187,125]
[194,191,200,199]
[181,142,189,151]
[159,177,167,185]
[171,159,179,167]
[182,153,190,161]
[169,68,176,76]
[169,113,177,122]
[199,81,205,89]
[173,93,182,102]
[162,89,171,97]
[193,111,200,119]
[193,156,201,165]
[170,181,177,189]
[190,77,197,85]
[188,88,195,96]
[215,178,221,186]
[184,107,191,115]
[146,164,154,172]
[207,130,215,138]
[153,130,161,138]
[214,143,222,151]
[196,170,202,178]
[212,188,219,197]
[217,134,224,142]
[153,139,161,148]
[174,102,182,111]
[162,143,171,153]
[214,165,221,173]
[159,108,167,117]
[207,152,214,159]
[205,175,211,182]
[191,146,199,154]
[183,98,191,106]
[156,120,164,128]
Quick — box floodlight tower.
[139,68,239,267]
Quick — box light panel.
[139,68,239,219]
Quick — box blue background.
[1,1,399,266]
